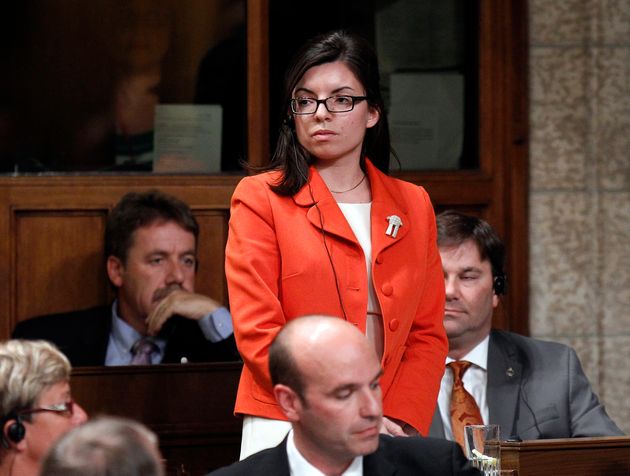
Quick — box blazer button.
[376,255,383,264]
[382,283,393,296]
[389,319,400,332]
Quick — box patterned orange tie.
[448,360,483,449]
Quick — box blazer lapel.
[487,330,523,438]
[367,161,409,260]
[428,407,446,438]
[294,167,358,244]
[77,305,112,366]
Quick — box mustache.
[152,284,182,302]
[445,304,467,313]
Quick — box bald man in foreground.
[208,316,479,476]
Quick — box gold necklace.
[329,174,367,194]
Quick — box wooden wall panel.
[71,363,243,474]
[15,211,109,323]
[194,210,230,305]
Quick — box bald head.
[269,315,379,398]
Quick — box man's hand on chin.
[145,290,220,336]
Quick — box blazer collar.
[487,330,523,437]
[262,437,291,476]
[363,436,397,476]
[294,164,356,243]
[293,159,410,249]
[367,160,410,256]
[428,407,446,438]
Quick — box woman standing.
[226,30,447,457]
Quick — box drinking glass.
[464,424,500,476]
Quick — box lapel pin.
[385,215,402,238]
[506,367,515,377]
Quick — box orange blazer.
[225,159,447,435]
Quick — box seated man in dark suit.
[429,210,623,443]
[208,315,479,476]
[13,190,239,366]
[0,339,88,476]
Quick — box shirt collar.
[446,334,490,371]
[286,429,363,476]
[110,300,167,357]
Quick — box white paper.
[389,72,463,170]
[154,104,222,173]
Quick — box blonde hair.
[0,340,71,419]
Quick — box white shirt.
[337,202,384,360]
[437,336,490,440]
[286,430,363,476]
[337,202,380,314]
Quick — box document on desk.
[154,104,222,173]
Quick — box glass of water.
[464,424,500,476]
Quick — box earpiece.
[1,413,25,448]
[493,274,507,296]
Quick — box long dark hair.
[264,30,392,196]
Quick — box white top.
[337,202,384,360]
[437,335,490,440]
[286,430,363,476]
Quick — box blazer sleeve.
[225,176,285,394]
[382,187,448,435]
[568,347,624,436]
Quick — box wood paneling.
[501,437,630,476]
[246,0,269,167]
[71,363,243,475]
[15,211,109,321]
[194,210,230,305]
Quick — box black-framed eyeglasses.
[18,400,75,418]
[290,95,368,115]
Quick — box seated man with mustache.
[13,191,239,366]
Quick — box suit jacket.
[225,160,447,434]
[429,329,623,440]
[207,434,480,476]
[12,305,239,366]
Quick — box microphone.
[519,377,542,438]
[508,372,522,441]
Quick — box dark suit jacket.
[207,434,480,476]
[12,305,240,366]
[429,329,623,440]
